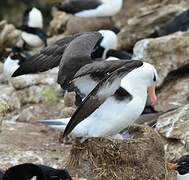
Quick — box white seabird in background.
[20,7,47,48]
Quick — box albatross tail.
[39,118,70,131]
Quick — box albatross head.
[168,154,189,175]
[3,47,25,80]
[121,62,158,106]
[98,30,118,58]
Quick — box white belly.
[73,96,145,138]
[21,32,43,47]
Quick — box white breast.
[21,32,44,47]
[72,94,145,138]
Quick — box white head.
[98,30,118,58]
[121,62,158,106]
[28,7,43,28]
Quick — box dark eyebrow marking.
[153,73,156,81]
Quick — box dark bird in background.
[151,9,189,38]
[168,154,189,180]
[1,163,72,180]
[56,0,123,17]
[19,7,47,49]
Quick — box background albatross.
[56,0,123,17]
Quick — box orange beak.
[167,163,179,171]
[148,86,157,107]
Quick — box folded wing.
[72,60,132,97]
[57,32,103,89]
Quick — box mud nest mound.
[66,126,166,180]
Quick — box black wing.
[57,0,102,14]
[72,60,133,97]
[156,10,189,37]
[57,32,103,89]
[72,60,132,103]
[12,34,82,77]
[73,60,132,80]
[63,60,143,137]
[3,163,72,180]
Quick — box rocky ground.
[0,0,189,179]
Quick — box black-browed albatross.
[3,33,81,79]
[40,61,158,139]
[56,0,123,17]
[57,31,118,90]
[19,7,47,48]
[4,30,119,81]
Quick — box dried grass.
[66,125,166,180]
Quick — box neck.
[120,69,148,100]
[121,76,148,99]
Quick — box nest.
[66,126,166,180]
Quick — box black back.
[155,9,189,37]
[3,163,72,180]
[12,33,82,77]
[106,49,132,60]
